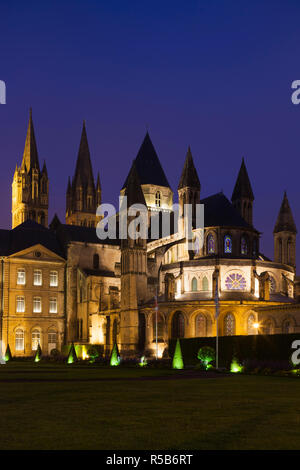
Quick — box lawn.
[0,363,299,450]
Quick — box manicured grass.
[0,363,299,450]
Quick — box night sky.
[0,1,299,268]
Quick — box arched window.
[247,314,255,335]
[287,238,292,264]
[195,314,206,337]
[155,191,161,207]
[225,273,246,291]
[224,235,232,254]
[191,277,198,292]
[48,329,57,354]
[202,276,209,291]
[15,328,24,351]
[93,254,99,270]
[32,329,41,350]
[241,236,248,255]
[113,319,118,344]
[269,275,276,293]
[207,234,215,254]
[224,313,235,336]
[282,320,293,334]
[278,238,282,262]
[171,311,185,338]
[152,313,164,340]
[264,320,274,335]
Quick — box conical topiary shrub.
[4,344,12,362]
[67,342,77,364]
[110,342,120,366]
[34,343,42,362]
[172,339,184,369]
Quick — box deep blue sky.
[0,0,299,267]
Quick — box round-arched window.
[247,314,255,335]
[224,313,235,336]
[241,237,248,255]
[171,311,185,338]
[224,235,232,254]
[195,314,206,337]
[191,277,198,292]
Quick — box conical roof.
[122,132,170,189]
[21,108,40,172]
[231,158,254,201]
[178,146,200,190]
[273,192,297,233]
[123,160,146,209]
[73,121,95,191]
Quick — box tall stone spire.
[178,146,201,232]
[231,158,254,226]
[273,191,297,268]
[21,108,40,172]
[274,191,297,234]
[12,109,48,228]
[66,121,100,227]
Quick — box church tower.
[231,158,254,226]
[178,146,201,233]
[273,191,297,267]
[66,121,101,227]
[120,161,148,357]
[12,109,48,228]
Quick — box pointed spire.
[67,176,72,194]
[96,172,101,191]
[42,160,48,176]
[122,132,170,189]
[231,158,254,202]
[178,146,200,190]
[21,108,40,172]
[73,121,95,191]
[123,160,146,208]
[274,191,297,233]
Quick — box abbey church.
[1,109,300,358]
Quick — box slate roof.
[201,192,254,229]
[72,121,96,191]
[52,219,120,246]
[0,220,65,257]
[122,132,170,189]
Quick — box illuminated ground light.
[197,346,215,370]
[172,339,184,369]
[34,344,42,362]
[230,358,243,373]
[110,343,121,366]
[67,342,77,364]
[139,356,147,367]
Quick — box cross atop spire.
[178,146,200,190]
[21,108,40,172]
[273,191,297,233]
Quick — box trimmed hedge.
[169,334,300,368]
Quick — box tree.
[172,339,184,369]
[67,342,77,364]
[197,346,215,369]
[110,343,120,366]
[34,344,42,362]
[4,344,12,362]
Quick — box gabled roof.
[122,132,170,189]
[72,121,95,191]
[231,158,254,201]
[21,108,40,172]
[273,192,297,233]
[201,192,254,229]
[52,222,120,246]
[178,146,200,190]
[0,220,65,257]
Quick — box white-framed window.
[32,329,41,350]
[16,296,25,313]
[33,297,42,313]
[50,271,58,287]
[15,328,24,351]
[33,269,42,286]
[49,298,57,314]
[17,269,26,285]
[48,330,57,354]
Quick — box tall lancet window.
[155,191,161,207]
[207,234,215,254]
[241,237,248,255]
[224,235,232,254]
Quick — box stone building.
[3,111,300,358]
